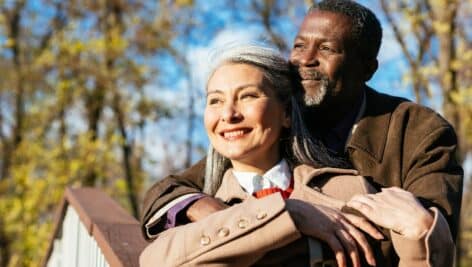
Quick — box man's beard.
[303,78,329,106]
[293,68,333,107]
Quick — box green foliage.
[380,0,471,265]
[381,0,471,157]
[0,0,469,266]
[0,0,198,266]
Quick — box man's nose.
[297,47,319,67]
[221,103,242,123]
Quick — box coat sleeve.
[390,207,455,267]
[139,194,301,267]
[401,111,463,240]
[140,158,207,240]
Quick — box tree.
[379,0,471,265]
[380,0,471,160]
[0,0,193,265]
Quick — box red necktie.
[253,178,294,199]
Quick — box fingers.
[335,227,361,267]
[325,235,347,267]
[325,217,375,267]
[341,217,377,266]
[344,213,384,240]
[295,203,377,267]
[347,195,376,217]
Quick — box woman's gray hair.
[203,43,292,195]
[203,43,349,195]
[206,43,292,105]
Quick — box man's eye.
[320,45,334,52]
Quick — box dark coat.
[140,87,463,266]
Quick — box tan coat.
[140,165,454,267]
[140,88,462,267]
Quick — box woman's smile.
[220,128,252,140]
[204,63,290,172]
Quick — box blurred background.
[0,0,470,266]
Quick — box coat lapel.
[215,169,252,203]
[291,165,377,210]
[347,87,400,163]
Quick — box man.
[141,0,463,266]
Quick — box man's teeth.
[224,130,245,138]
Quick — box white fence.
[47,206,109,267]
[42,187,147,267]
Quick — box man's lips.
[219,128,252,140]
[296,69,326,81]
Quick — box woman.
[140,44,454,267]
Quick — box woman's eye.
[207,98,222,105]
[240,93,258,100]
[293,43,305,50]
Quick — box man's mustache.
[290,67,329,81]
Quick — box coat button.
[200,235,211,246]
[217,227,230,237]
[256,212,267,220]
[238,218,249,229]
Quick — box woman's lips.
[220,128,252,140]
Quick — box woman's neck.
[230,156,281,175]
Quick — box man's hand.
[347,187,434,239]
[186,196,228,222]
[286,199,378,267]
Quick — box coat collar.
[232,159,291,194]
[346,87,404,163]
[214,164,375,208]
[215,170,253,203]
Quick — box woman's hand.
[286,199,377,267]
[346,187,433,239]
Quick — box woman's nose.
[221,103,242,123]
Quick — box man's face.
[289,10,365,108]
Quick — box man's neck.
[303,89,365,154]
[305,87,365,130]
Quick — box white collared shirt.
[232,159,291,194]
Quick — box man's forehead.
[296,10,353,38]
[302,10,352,26]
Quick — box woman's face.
[204,63,290,173]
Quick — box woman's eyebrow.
[207,83,262,95]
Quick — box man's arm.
[140,158,206,239]
[400,112,463,240]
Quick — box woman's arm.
[140,194,300,267]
